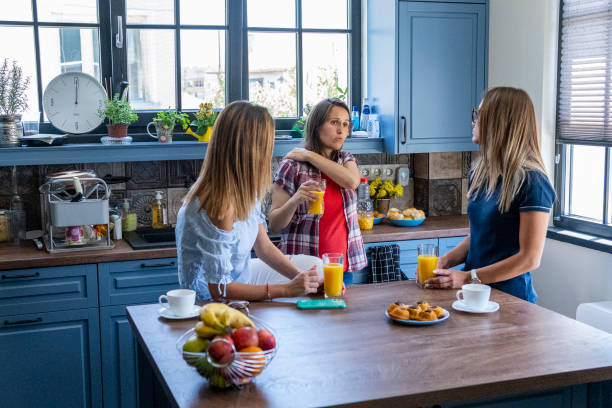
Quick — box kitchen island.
[128,281,612,408]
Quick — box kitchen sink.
[124,227,176,250]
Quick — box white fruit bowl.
[176,315,278,388]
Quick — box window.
[556,0,612,238]
[1,0,360,129]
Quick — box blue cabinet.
[439,236,467,271]
[0,308,102,408]
[99,258,179,408]
[367,0,487,153]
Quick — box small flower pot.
[375,198,391,215]
[107,124,128,138]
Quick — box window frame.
[554,1,612,238]
[2,0,361,133]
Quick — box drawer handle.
[140,262,175,268]
[4,317,42,326]
[401,116,407,144]
[2,272,40,280]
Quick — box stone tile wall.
[0,151,474,231]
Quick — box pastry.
[415,301,430,311]
[430,305,445,318]
[417,309,438,321]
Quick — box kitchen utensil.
[158,305,201,319]
[387,217,426,227]
[26,230,43,250]
[451,300,499,314]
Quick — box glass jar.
[357,178,374,230]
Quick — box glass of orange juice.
[308,179,326,215]
[322,252,344,298]
[417,244,438,288]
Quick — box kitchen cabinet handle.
[2,272,40,280]
[401,116,407,144]
[4,317,42,326]
[140,262,175,268]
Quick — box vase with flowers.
[369,177,403,216]
[186,102,217,142]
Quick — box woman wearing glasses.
[176,101,321,301]
[425,87,555,303]
[268,98,367,280]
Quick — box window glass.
[127,0,174,25]
[39,26,101,120]
[567,144,605,221]
[248,0,295,28]
[180,30,226,109]
[608,148,612,224]
[180,0,225,26]
[4,0,32,21]
[37,0,98,23]
[0,26,38,119]
[302,0,347,29]
[302,33,348,109]
[127,29,176,109]
[248,32,296,117]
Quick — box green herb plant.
[155,109,189,131]
[99,93,138,125]
[0,59,30,116]
[190,103,217,135]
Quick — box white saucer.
[158,305,201,319]
[452,300,499,314]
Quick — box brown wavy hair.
[468,87,549,213]
[304,98,350,161]
[183,101,274,221]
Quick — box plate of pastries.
[386,208,426,227]
[373,210,385,225]
[386,300,449,326]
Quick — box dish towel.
[368,244,403,283]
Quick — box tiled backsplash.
[0,151,474,231]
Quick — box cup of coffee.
[456,283,491,311]
[159,289,196,316]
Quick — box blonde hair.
[183,101,274,221]
[468,87,549,213]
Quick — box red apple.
[208,336,234,365]
[257,329,276,351]
[231,327,259,350]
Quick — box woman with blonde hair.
[425,87,555,302]
[176,101,321,300]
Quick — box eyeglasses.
[472,108,479,123]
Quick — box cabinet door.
[0,308,102,408]
[398,1,486,153]
[439,236,468,271]
[100,305,140,408]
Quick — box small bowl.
[373,217,384,225]
[387,217,426,227]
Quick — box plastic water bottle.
[367,114,380,138]
[360,99,370,131]
[357,178,374,230]
[352,106,360,132]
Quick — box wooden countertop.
[127,282,612,408]
[0,215,468,271]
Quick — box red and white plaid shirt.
[273,151,367,272]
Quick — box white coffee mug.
[159,289,196,316]
[456,283,491,311]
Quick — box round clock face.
[43,72,107,134]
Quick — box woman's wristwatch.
[470,269,482,284]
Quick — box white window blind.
[558,0,612,145]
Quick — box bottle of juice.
[357,178,374,230]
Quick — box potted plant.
[0,59,30,147]
[369,177,404,215]
[186,103,217,142]
[147,109,189,143]
[98,93,138,138]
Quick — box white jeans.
[246,255,323,285]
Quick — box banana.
[200,303,230,330]
[195,321,225,339]
[221,307,255,329]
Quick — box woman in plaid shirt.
[268,98,367,276]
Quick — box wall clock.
[42,72,107,134]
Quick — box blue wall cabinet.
[0,308,102,408]
[367,0,487,153]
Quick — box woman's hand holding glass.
[289,179,323,208]
[285,267,321,296]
